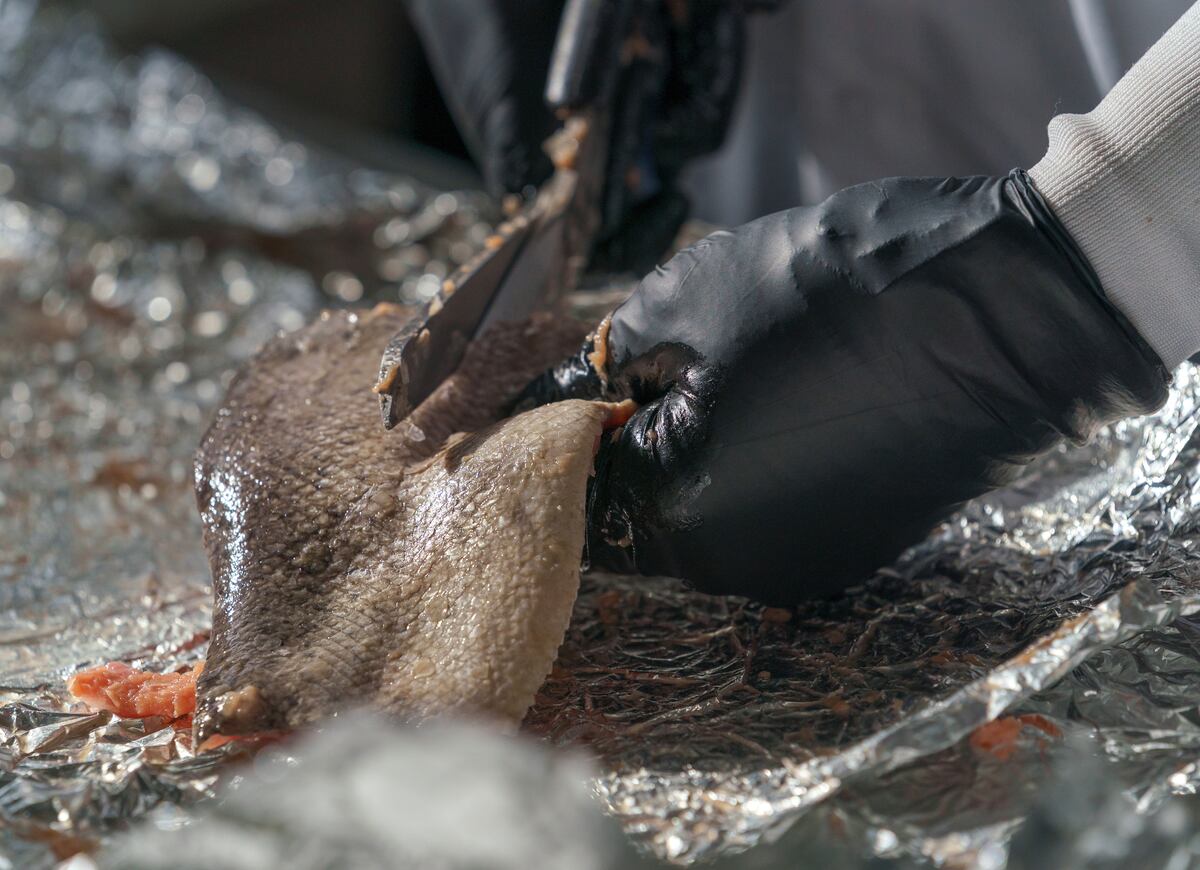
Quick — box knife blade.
[376,0,656,430]
[374,114,603,429]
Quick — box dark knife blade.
[374,210,535,429]
[376,112,603,430]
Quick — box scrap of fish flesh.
[192,305,623,742]
[68,662,203,719]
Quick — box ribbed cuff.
[1029,1,1200,370]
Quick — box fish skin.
[193,306,601,742]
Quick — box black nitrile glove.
[404,0,566,198]
[404,0,748,271]
[517,171,1171,604]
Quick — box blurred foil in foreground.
[5,2,1200,869]
[97,715,649,870]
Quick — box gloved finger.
[509,334,607,414]
[584,359,721,576]
[604,225,746,366]
[515,221,730,416]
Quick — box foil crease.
[5,3,1200,868]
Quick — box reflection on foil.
[5,3,1200,869]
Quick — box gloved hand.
[403,0,748,271]
[516,171,1171,604]
[403,0,565,199]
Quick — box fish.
[191,304,628,743]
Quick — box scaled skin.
[193,306,609,742]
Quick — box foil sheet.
[5,3,1200,868]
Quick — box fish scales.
[192,305,607,741]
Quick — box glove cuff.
[1028,1,1200,370]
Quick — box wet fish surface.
[192,305,608,741]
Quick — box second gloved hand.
[518,171,1171,604]
[404,0,749,272]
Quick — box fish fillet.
[192,305,617,742]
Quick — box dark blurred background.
[80,0,481,190]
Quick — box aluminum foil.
[5,3,1200,868]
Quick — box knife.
[376,0,662,430]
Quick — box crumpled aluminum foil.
[5,3,1200,868]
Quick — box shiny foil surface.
[5,3,1200,868]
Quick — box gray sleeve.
[1030,0,1200,370]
